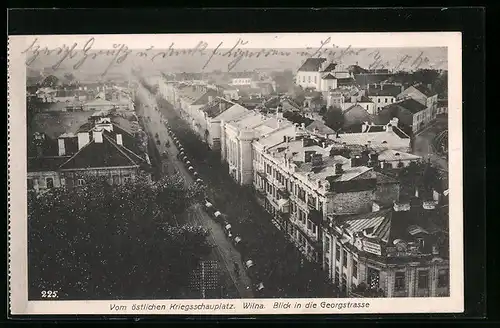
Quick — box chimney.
[311,153,323,169]
[335,163,344,175]
[361,122,369,133]
[304,150,315,163]
[58,138,66,156]
[93,130,103,143]
[77,132,90,150]
[386,123,393,132]
[351,154,362,167]
[423,200,437,210]
[208,95,213,103]
[301,122,306,130]
[372,202,380,212]
[116,134,123,145]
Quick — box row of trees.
[28,174,211,300]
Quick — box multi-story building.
[221,111,293,185]
[199,97,250,149]
[252,127,400,262]
[397,83,438,111]
[376,98,431,134]
[322,197,449,298]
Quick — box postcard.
[8,32,463,315]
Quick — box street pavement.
[134,83,254,299]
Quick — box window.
[313,223,317,235]
[27,179,34,190]
[385,98,388,103]
[378,98,381,103]
[307,219,312,230]
[46,177,54,189]
[308,76,311,83]
[303,76,305,82]
[325,236,331,253]
[368,267,380,289]
[77,179,86,186]
[418,270,429,289]
[112,175,120,185]
[391,98,394,103]
[352,259,358,278]
[336,243,341,261]
[438,269,449,288]
[314,76,317,84]
[395,271,406,291]
[342,251,348,268]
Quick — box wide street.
[134,82,254,299]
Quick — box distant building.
[296,59,355,92]
[342,104,374,131]
[397,83,438,111]
[376,98,430,134]
[365,84,404,113]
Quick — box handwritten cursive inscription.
[22,37,447,77]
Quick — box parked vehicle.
[155,133,159,139]
[156,139,160,145]
[195,178,203,185]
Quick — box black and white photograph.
[8,31,463,315]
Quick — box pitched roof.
[397,98,427,114]
[306,120,335,135]
[378,149,421,162]
[343,105,374,127]
[322,73,337,80]
[59,133,144,170]
[322,63,337,72]
[297,58,327,72]
[354,74,392,87]
[29,111,96,140]
[414,84,436,97]
[367,86,400,97]
[201,97,235,118]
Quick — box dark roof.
[192,89,220,106]
[375,105,414,127]
[28,156,70,172]
[201,98,235,118]
[59,134,144,170]
[397,98,427,114]
[322,63,337,72]
[375,171,398,184]
[367,86,401,97]
[354,73,393,87]
[414,84,436,97]
[359,95,373,103]
[343,105,373,128]
[297,58,327,72]
[322,73,337,80]
[348,65,368,74]
[337,77,356,85]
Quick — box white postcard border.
[8,32,463,315]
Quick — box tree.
[40,75,59,88]
[28,174,210,300]
[323,106,345,131]
[398,161,443,198]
